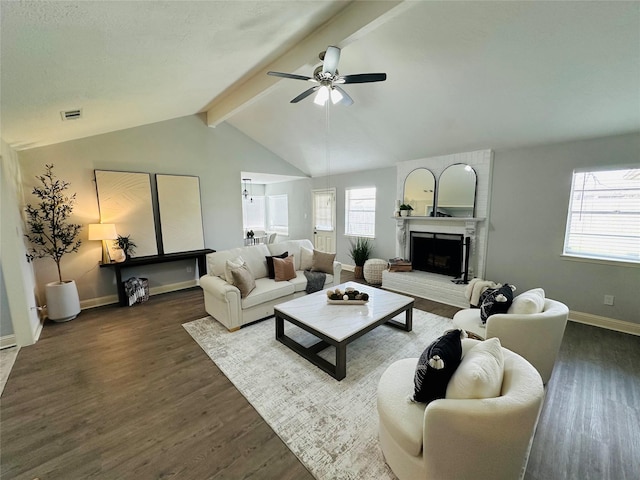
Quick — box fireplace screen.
[410,232,464,277]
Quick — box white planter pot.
[45,280,81,322]
[400,210,408,217]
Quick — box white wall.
[1,139,41,346]
[16,114,307,307]
[487,132,640,323]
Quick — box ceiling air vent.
[60,109,82,121]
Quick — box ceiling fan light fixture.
[330,87,343,104]
[314,86,330,106]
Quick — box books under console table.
[100,249,214,306]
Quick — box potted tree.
[348,237,373,279]
[399,204,414,217]
[24,164,82,322]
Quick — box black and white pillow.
[480,284,516,323]
[413,329,465,403]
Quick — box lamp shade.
[88,223,117,241]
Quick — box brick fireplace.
[383,149,492,308]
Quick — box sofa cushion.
[413,329,464,403]
[508,288,545,315]
[230,263,256,298]
[480,284,515,323]
[300,246,314,271]
[446,337,504,399]
[273,255,296,281]
[207,244,271,280]
[241,277,295,309]
[266,251,288,279]
[311,250,336,274]
[268,239,314,271]
[224,256,245,284]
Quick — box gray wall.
[17,114,307,305]
[487,132,640,323]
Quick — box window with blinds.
[268,194,289,234]
[563,168,640,263]
[242,196,265,231]
[314,191,334,231]
[345,187,376,238]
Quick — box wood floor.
[1,272,638,479]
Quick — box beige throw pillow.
[446,338,504,399]
[300,246,314,271]
[230,264,256,298]
[311,250,335,274]
[273,255,296,282]
[508,288,545,315]
[224,256,245,284]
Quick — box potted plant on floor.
[24,164,82,322]
[348,237,373,279]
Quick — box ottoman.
[363,258,387,285]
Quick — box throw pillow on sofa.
[311,250,335,274]
[508,288,545,315]
[300,246,314,271]
[266,251,288,279]
[446,337,504,399]
[273,255,296,282]
[479,284,516,323]
[230,263,256,298]
[225,256,245,285]
[413,329,465,403]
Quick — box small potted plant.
[24,164,82,322]
[348,237,373,279]
[114,234,137,260]
[399,204,414,217]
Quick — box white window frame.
[563,167,640,264]
[268,194,289,235]
[344,187,376,238]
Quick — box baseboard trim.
[0,334,17,349]
[80,280,199,310]
[569,311,640,336]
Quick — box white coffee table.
[274,281,414,380]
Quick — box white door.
[312,188,336,253]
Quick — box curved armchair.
[453,298,569,384]
[377,339,544,480]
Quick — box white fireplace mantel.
[392,216,485,224]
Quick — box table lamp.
[88,223,118,264]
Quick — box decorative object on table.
[399,204,413,217]
[88,223,118,264]
[326,287,369,304]
[348,237,372,279]
[246,230,254,239]
[123,277,149,306]
[24,164,82,322]
[387,257,412,272]
[363,258,387,285]
[114,234,137,260]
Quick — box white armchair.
[377,339,544,480]
[453,296,569,384]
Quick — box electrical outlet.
[186,266,193,273]
[604,295,614,306]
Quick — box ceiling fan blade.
[334,86,353,106]
[268,71,314,82]
[338,73,387,84]
[290,86,320,103]
[322,46,341,75]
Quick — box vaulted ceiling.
[2,1,639,177]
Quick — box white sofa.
[199,239,341,331]
[377,338,544,480]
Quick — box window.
[268,194,289,234]
[314,190,334,231]
[345,187,376,237]
[563,168,640,263]
[242,196,265,231]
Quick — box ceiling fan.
[267,46,387,106]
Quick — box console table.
[100,249,214,306]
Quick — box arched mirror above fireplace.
[435,164,477,217]
[403,168,435,216]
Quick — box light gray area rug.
[183,310,454,480]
